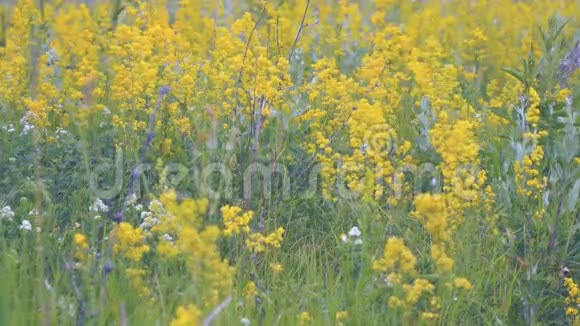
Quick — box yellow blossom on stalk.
[373,237,417,276]
[335,310,348,324]
[454,277,473,290]
[388,296,404,308]
[220,205,253,236]
[564,277,580,325]
[270,262,283,275]
[412,194,451,243]
[73,233,89,262]
[243,281,257,304]
[125,268,151,299]
[403,278,435,305]
[430,244,455,273]
[246,227,285,253]
[514,145,547,200]
[527,88,541,127]
[298,311,312,325]
[155,190,233,307]
[113,222,150,262]
[170,304,200,326]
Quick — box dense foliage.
[0,0,579,325]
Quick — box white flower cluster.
[1,123,15,133]
[19,220,32,231]
[89,198,109,213]
[19,112,37,136]
[0,206,15,221]
[55,128,71,140]
[341,226,363,245]
[139,200,164,231]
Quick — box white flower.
[19,220,32,231]
[353,238,363,246]
[348,226,361,238]
[341,234,348,244]
[2,123,15,133]
[0,206,15,221]
[140,211,153,220]
[36,227,42,233]
[241,317,251,326]
[89,198,109,213]
[127,193,138,206]
[20,123,35,136]
[148,200,163,214]
[163,234,173,242]
[74,222,80,228]
[55,128,71,139]
[134,204,143,211]
[29,209,39,216]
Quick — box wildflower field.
[0,0,579,324]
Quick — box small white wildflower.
[241,317,251,326]
[134,204,143,211]
[89,198,109,213]
[36,227,42,233]
[148,200,163,214]
[19,220,32,231]
[163,234,173,242]
[20,123,35,136]
[99,122,105,128]
[0,206,15,221]
[140,217,159,230]
[4,123,15,133]
[341,234,348,244]
[126,193,138,206]
[140,211,153,220]
[348,226,361,238]
[353,238,363,246]
[102,107,111,115]
[29,209,39,216]
[55,128,71,140]
[74,222,80,228]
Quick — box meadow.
[0,0,579,325]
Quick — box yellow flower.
[73,233,88,250]
[454,277,473,290]
[270,262,283,275]
[221,205,253,237]
[113,222,150,262]
[298,311,312,325]
[246,227,285,253]
[373,237,417,275]
[335,310,348,324]
[171,305,200,326]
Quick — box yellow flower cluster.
[372,237,417,277]
[170,304,201,326]
[158,191,233,307]
[73,233,89,262]
[246,227,285,253]
[564,278,580,325]
[220,205,253,237]
[113,222,150,262]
